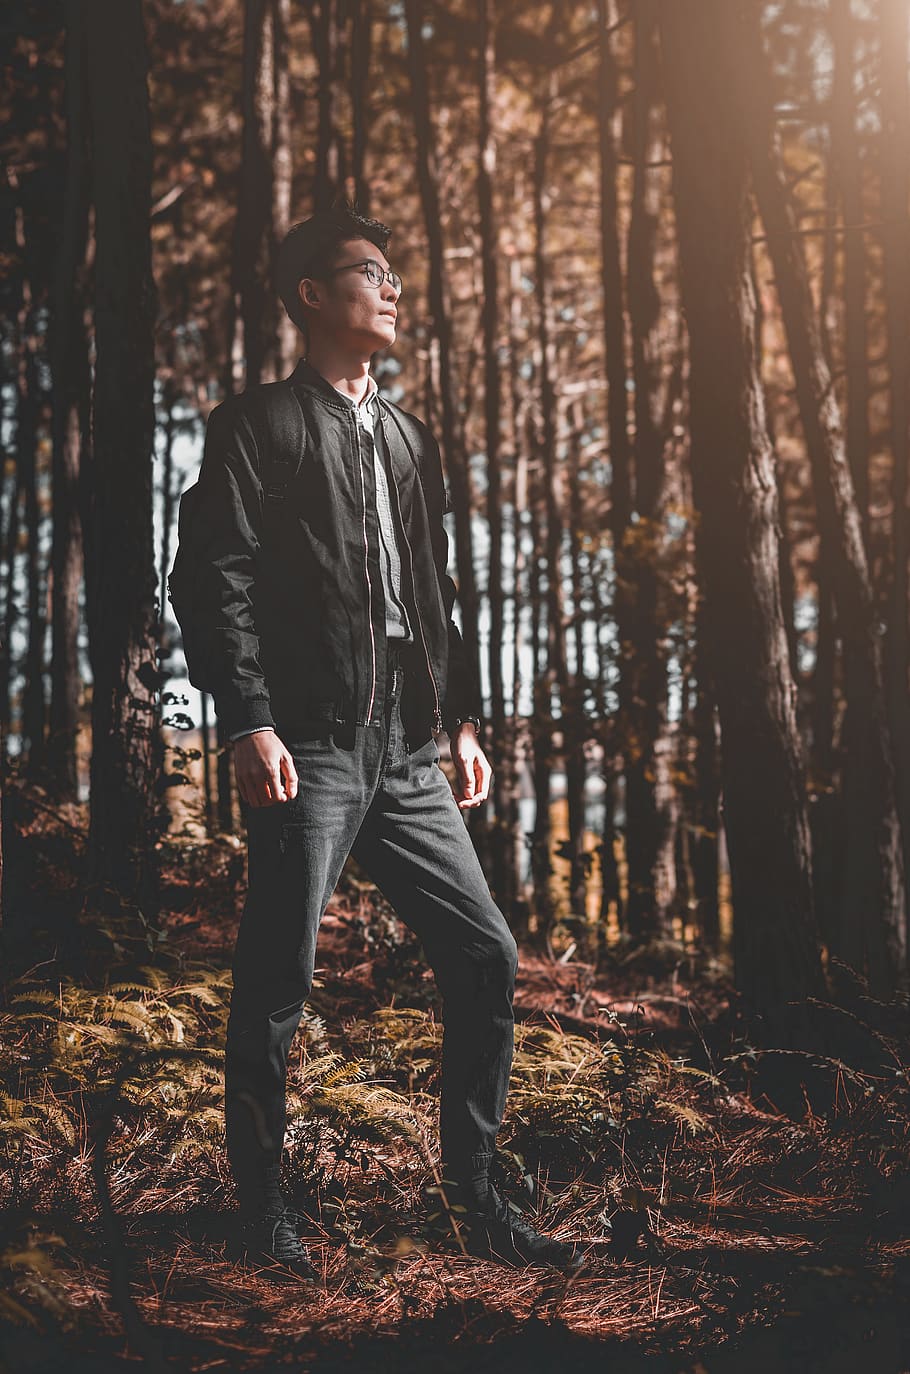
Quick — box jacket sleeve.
[417,425,484,736]
[194,398,278,739]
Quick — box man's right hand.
[232,729,299,807]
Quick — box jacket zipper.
[379,409,443,734]
[353,415,377,723]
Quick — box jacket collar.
[288,356,379,414]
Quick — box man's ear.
[298,278,319,310]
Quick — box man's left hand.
[449,723,493,809]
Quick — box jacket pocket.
[270,661,345,731]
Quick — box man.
[194,202,584,1280]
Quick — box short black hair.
[275,198,393,333]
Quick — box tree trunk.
[830,0,870,545]
[880,0,910,954]
[83,0,162,915]
[272,0,296,375]
[597,0,637,939]
[200,690,215,837]
[532,66,574,943]
[739,9,907,995]
[217,731,234,836]
[403,0,481,706]
[598,0,631,538]
[659,0,825,1027]
[309,0,345,211]
[502,252,528,923]
[234,0,285,387]
[527,405,554,939]
[48,10,89,800]
[0,422,24,750]
[349,0,373,215]
[691,567,720,951]
[0,675,4,928]
[158,380,177,658]
[477,0,509,906]
[566,397,591,922]
[11,189,46,776]
[622,0,677,939]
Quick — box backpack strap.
[256,380,308,500]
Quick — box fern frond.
[9,991,60,1008]
[654,1098,710,1135]
[134,966,169,990]
[298,1053,343,1082]
[0,1119,42,1139]
[321,1059,372,1088]
[0,1093,33,1119]
[74,1023,139,1046]
[105,1004,156,1035]
[169,984,224,1007]
[31,1102,76,1146]
[672,1064,722,1086]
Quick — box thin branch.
[551,12,633,70]
[752,217,903,245]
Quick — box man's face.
[298,237,400,355]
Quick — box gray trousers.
[224,640,519,1211]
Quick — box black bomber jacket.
[193,356,483,748]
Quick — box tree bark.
[477,0,511,910]
[349,0,373,214]
[11,188,46,777]
[598,0,631,538]
[505,252,531,924]
[527,403,555,940]
[622,0,677,939]
[403,0,482,730]
[48,9,89,799]
[659,0,826,1026]
[566,396,591,922]
[233,0,287,387]
[272,0,296,375]
[690,543,721,951]
[738,7,907,995]
[0,410,24,750]
[880,0,910,954]
[532,65,574,941]
[83,0,162,914]
[830,0,870,544]
[597,0,634,937]
[309,0,345,211]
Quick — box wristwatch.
[452,714,482,733]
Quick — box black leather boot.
[458,1182,587,1273]
[227,1161,320,1283]
[227,1207,319,1283]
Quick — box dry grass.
[1,782,909,1372]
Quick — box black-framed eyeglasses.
[321,258,402,293]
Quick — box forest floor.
[1,780,909,1373]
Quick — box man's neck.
[301,348,375,407]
